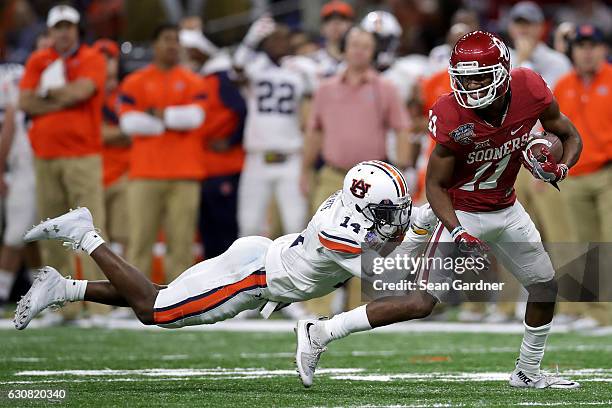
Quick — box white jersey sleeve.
[0,64,31,163]
[0,64,24,114]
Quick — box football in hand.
[525,131,563,163]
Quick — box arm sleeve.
[19,54,43,91]
[306,87,323,132]
[120,112,164,136]
[428,100,460,152]
[233,43,257,71]
[523,68,554,113]
[163,104,205,130]
[77,52,106,93]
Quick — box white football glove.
[243,15,276,48]
[38,59,66,97]
[411,204,438,236]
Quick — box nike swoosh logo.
[510,125,524,135]
[305,323,314,345]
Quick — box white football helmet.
[342,160,412,239]
[360,11,402,70]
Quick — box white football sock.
[517,320,552,376]
[320,305,372,346]
[0,269,15,300]
[80,230,105,255]
[65,279,87,302]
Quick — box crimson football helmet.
[448,31,511,109]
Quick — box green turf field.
[0,326,610,407]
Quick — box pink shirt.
[308,69,410,169]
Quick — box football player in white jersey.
[234,17,318,238]
[14,161,437,335]
[0,63,38,303]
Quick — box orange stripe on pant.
[153,272,267,324]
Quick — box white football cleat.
[509,367,580,389]
[14,267,67,330]
[23,207,96,250]
[295,319,328,388]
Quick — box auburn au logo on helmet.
[350,179,371,199]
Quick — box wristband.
[450,226,466,241]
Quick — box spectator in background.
[180,28,247,259]
[2,0,47,64]
[507,1,572,88]
[312,0,354,78]
[119,24,206,282]
[554,25,612,327]
[302,27,411,210]
[428,11,479,74]
[507,1,573,245]
[34,29,53,50]
[94,39,131,257]
[18,5,107,320]
[555,0,612,36]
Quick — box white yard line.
[8,368,610,385]
[2,317,610,334]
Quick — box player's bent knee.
[411,299,435,319]
[401,293,436,319]
[133,307,155,325]
[131,294,158,325]
[526,278,558,303]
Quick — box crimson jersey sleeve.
[514,67,553,114]
[428,94,464,152]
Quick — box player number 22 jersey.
[243,53,316,153]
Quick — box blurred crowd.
[0,0,610,327]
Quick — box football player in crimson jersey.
[426,31,582,389]
[295,31,582,389]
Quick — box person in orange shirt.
[411,69,452,203]
[555,25,611,242]
[554,25,612,327]
[119,24,207,282]
[94,39,131,257]
[180,29,246,259]
[18,5,107,319]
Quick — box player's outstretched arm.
[539,97,583,169]
[425,143,461,232]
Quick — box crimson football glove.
[521,146,569,190]
[450,226,490,274]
